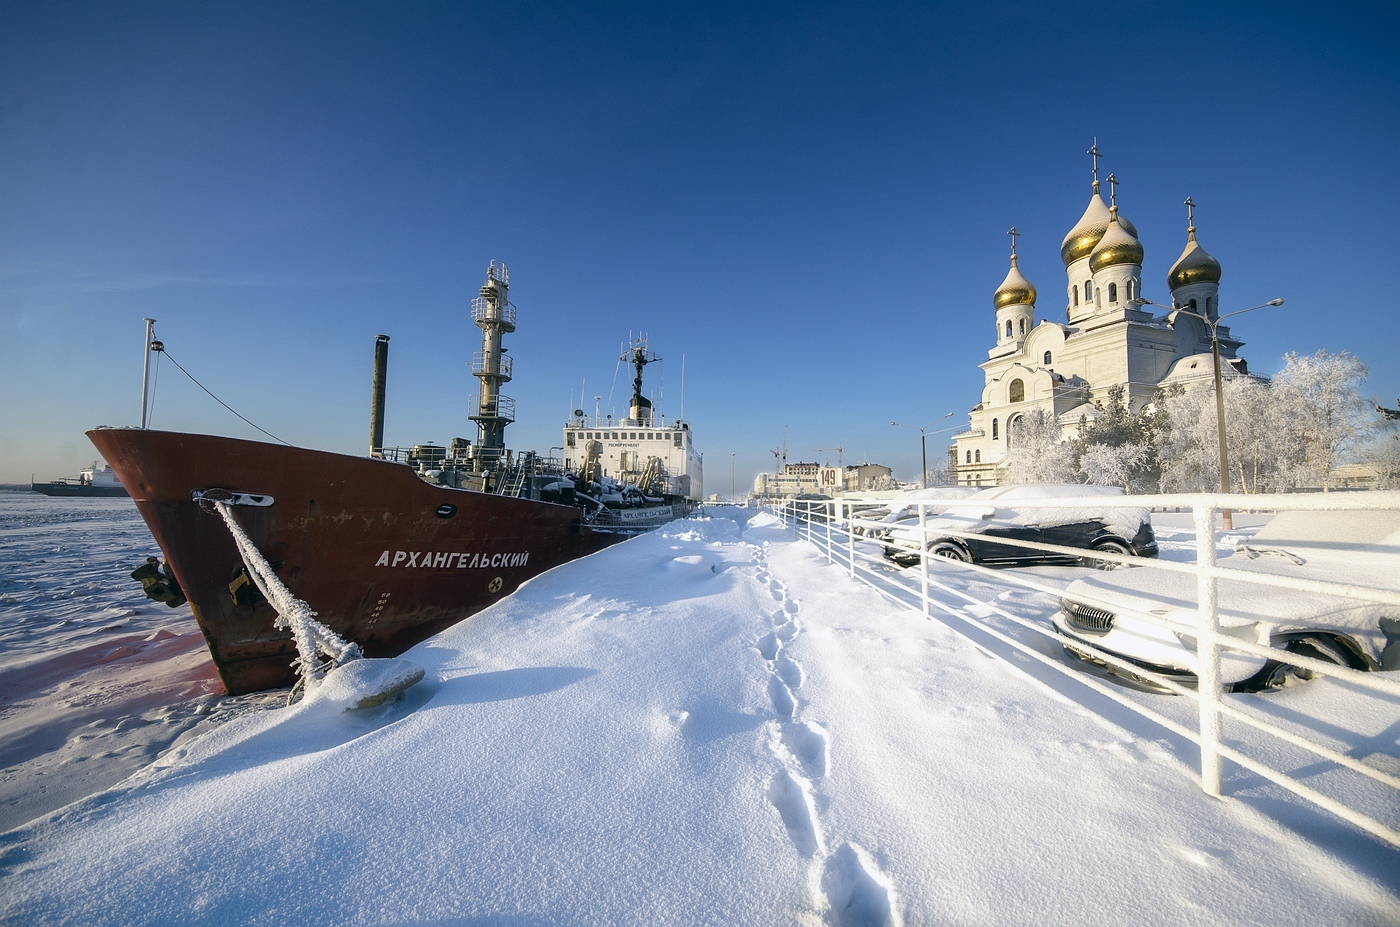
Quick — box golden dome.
[993,255,1036,309]
[1088,209,1144,272]
[1061,192,1139,266]
[1167,229,1222,289]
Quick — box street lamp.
[892,412,955,489]
[1141,297,1284,528]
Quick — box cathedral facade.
[952,151,1244,486]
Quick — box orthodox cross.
[1184,195,1196,232]
[1087,140,1102,189]
[1106,173,1119,208]
[1007,226,1020,258]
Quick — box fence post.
[826,501,837,565]
[848,507,856,578]
[1193,501,1223,797]
[919,500,930,618]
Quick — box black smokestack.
[370,334,389,456]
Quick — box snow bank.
[1,507,1395,926]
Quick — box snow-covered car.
[880,484,1157,568]
[1053,509,1400,692]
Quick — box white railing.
[771,490,1400,849]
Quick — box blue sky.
[2,1,1397,490]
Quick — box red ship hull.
[88,428,627,694]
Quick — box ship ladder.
[212,500,424,708]
[496,464,527,498]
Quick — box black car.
[880,484,1158,568]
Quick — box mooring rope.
[213,501,361,687]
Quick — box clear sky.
[2,1,1397,491]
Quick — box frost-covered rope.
[214,501,361,686]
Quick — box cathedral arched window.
[1009,378,1025,403]
[975,449,981,463]
[1189,298,1198,314]
[965,450,972,464]
[1108,282,1118,303]
[1018,318,1025,335]
[1073,286,1079,307]
[992,419,999,439]
[1084,280,1093,300]
[1044,351,1052,365]
[1206,296,1214,315]
[1005,320,1013,338]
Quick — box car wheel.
[1229,634,1367,693]
[1087,538,1133,570]
[927,541,970,563]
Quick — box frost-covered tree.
[1080,442,1153,491]
[1272,350,1377,490]
[1155,377,1296,493]
[1003,409,1078,484]
[923,454,957,488]
[1073,384,1159,491]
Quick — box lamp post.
[1142,297,1284,528]
[892,412,955,489]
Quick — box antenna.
[140,318,156,429]
[680,353,685,421]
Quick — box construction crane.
[813,444,844,469]
[769,426,788,474]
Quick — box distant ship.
[31,462,129,498]
[90,261,700,694]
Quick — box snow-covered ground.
[0,495,1397,925]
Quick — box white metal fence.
[770,490,1400,849]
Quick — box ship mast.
[622,335,659,425]
[468,260,516,465]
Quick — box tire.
[1086,538,1133,571]
[1229,634,1366,693]
[927,541,970,563]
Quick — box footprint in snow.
[775,653,804,690]
[768,675,796,721]
[758,632,781,662]
[821,842,902,927]
[767,768,824,858]
[781,720,828,779]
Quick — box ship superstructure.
[562,335,703,503]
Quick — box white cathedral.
[952,148,1244,487]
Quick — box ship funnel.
[370,334,390,457]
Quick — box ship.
[89,261,700,695]
[31,462,129,498]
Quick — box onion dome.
[1088,208,1144,272]
[1167,228,1222,289]
[1061,193,1139,266]
[993,255,1037,309]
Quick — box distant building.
[953,148,1249,487]
[752,461,892,498]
